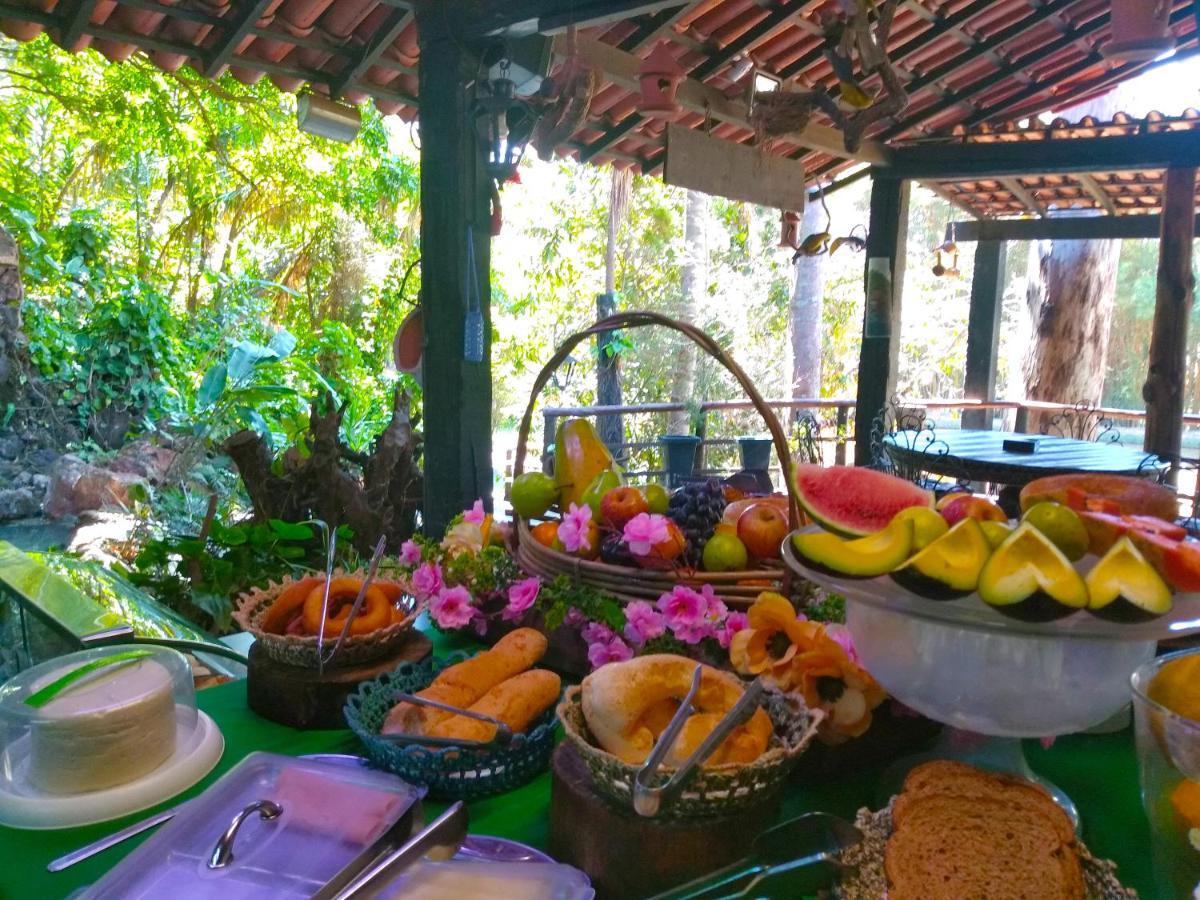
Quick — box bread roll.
[427,669,561,743]
[581,654,771,767]
[382,628,547,735]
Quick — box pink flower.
[623,513,670,556]
[700,584,727,622]
[429,585,474,629]
[410,562,443,600]
[398,539,421,567]
[657,585,707,629]
[557,503,594,554]
[671,618,715,645]
[714,611,748,649]
[581,621,616,645]
[825,624,861,665]
[587,636,634,669]
[623,600,666,646]
[564,607,586,627]
[464,499,486,525]
[503,577,541,622]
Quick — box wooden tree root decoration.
[224,388,423,555]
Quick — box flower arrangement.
[729,592,886,743]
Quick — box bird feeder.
[1104,0,1174,62]
[638,43,685,117]
[778,210,802,249]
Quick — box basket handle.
[513,310,800,528]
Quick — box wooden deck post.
[962,240,1007,431]
[416,10,494,532]
[854,172,910,464]
[1143,166,1197,461]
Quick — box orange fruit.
[530,521,560,548]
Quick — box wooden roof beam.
[460,0,687,36]
[566,35,890,165]
[1000,177,1046,217]
[332,7,413,97]
[952,213,1200,242]
[59,0,101,48]
[1077,174,1118,216]
[203,0,276,77]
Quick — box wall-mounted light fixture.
[297,93,361,143]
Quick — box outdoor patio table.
[884,429,1158,487]
[0,625,1156,898]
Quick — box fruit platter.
[783,466,1200,739]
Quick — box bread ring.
[261,576,324,634]
[581,654,772,767]
[302,577,391,637]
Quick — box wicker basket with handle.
[513,310,802,609]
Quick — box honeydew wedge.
[1086,536,1173,622]
[792,518,914,578]
[891,518,990,600]
[978,523,1088,621]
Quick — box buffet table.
[1,626,1156,898]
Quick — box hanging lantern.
[778,210,802,249]
[1105,0,1174,61]
[474,60,537,185]
[637,43,685,117]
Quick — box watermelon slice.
[793,464,933,537]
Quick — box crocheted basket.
[232,568,419,668]
[344,652,558,801]
[556,684,821,819]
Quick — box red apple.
[737,503,789,560]
[599,486,649,530]
[939,495,1006,527]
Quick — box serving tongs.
[632,666,767,818]
[318,534,388,674]
[375,693,515,749]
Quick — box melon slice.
[978,523,1088,621]
[1086,537,1172,622]
[791,518,914,578]
[892,519,990,600]
[794,464,933,537]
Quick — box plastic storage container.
[0,645,223,829]
[81,752,426,899]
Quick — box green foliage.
[539,576,625,634]
[125,518,355,634]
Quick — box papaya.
[554,417,617,509]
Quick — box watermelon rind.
[793,464,934,537]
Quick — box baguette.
[426,669,562,743]
[381,628,547,735]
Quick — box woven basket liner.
[512,310,803,609]
[556,684,822,819]
[232,567,419,668]
[344,652,558,801]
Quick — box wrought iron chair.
[795,412,823,466]
[869,396,971,495]
[1039,401,1120,444]
[1138,453,1200,536]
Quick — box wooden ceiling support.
[1144,166,1197,459]
[203,0,276,76]
[568,34,890,167]
[963,239,1007,430]
[332,7,413,97]
[59,0,101,48]
[459,0,687,36]
[950,214,1200,242]
[1000,177,1045,217]
[1077,174,1118,216]
[688,0,807,81]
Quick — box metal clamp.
[207,799,283,870]
[377,693,515,748]
[633,667,766,818]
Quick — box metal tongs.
[375,693,515,749]
[633,666,766,818]
[318,534,388,673]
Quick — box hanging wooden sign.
[663,124,807,211]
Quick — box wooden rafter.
[954,214,1200,242]
[203,0,276,77]
[59,0,101,48]
[332,7,413,97]
[1077,173,1118,216]
[1000,177,1045,217]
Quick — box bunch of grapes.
[667,479,727,566]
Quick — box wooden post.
[416,8,494,533]
[1143,166,1197,461]
[962,240,1007,431]
[854,173,910,464]
[595,292,624,459]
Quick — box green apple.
[581,468,622,515]
[645,483,669,515]
[511,472,560,519]
[702,532,749,572]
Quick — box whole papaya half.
[554,417,616,508]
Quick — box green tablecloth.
[0,627,1156,898]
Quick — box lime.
[980,521,1012,550]
[891,506,948,550]
[702,531,749,572]
[1021,501,1088,561]
[645,483,669,515]
[511,472,559,519]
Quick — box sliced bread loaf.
[885,761,1084,900]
